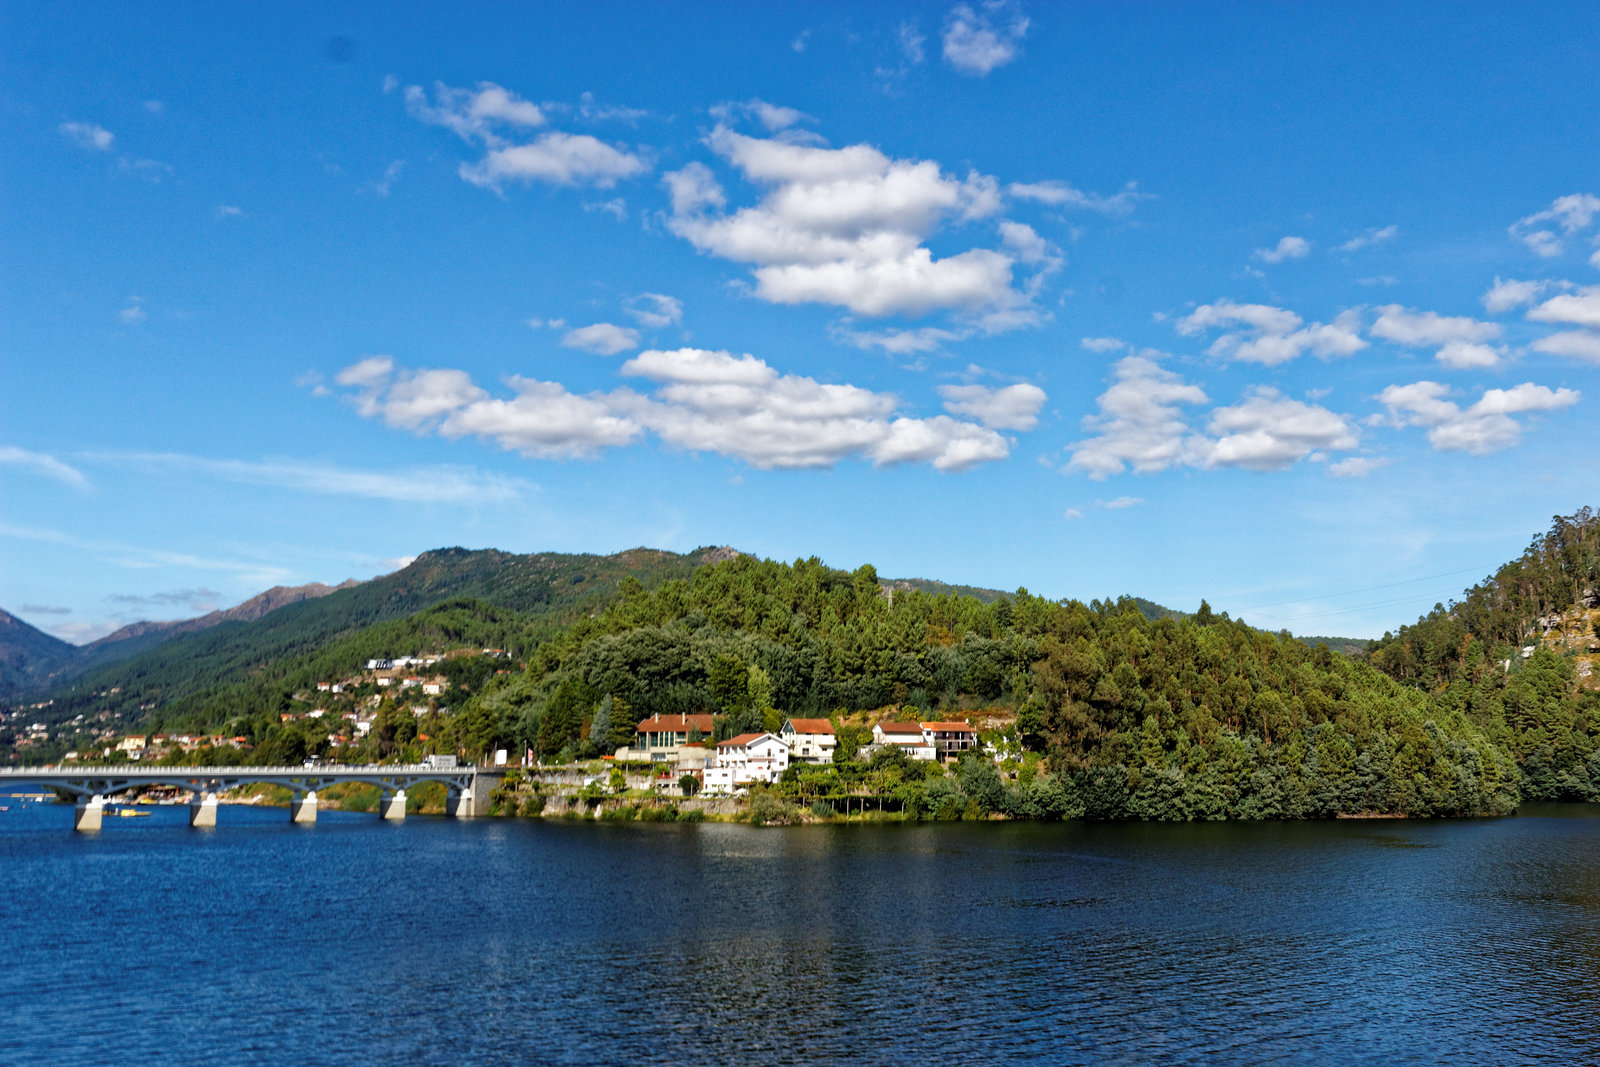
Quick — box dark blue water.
[3,802,1600,1065]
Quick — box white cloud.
[1338,225,1398,253]
[404,81,546,142]
[899,22,927,65]
[88,451,530,504]
[1192,388,1358,471]
[215,205,244,219]
[942,2,1029,75]
[1064,507,1084,520]
[1531,330,1600,364]
[462,132,647,190]
[1177,300,1366,365]
[335,349,1017,472]
[1007,180,1147,216]
[832,325,966,354]
[1102,496,1143,510]
[1328,456,1389,478]
[0,446,89,487]
[1377,380,1579,454]
[117,157,173,182]
[1255,236,1311,263]
[1069,359,1358,478]
[664,126,1036,323]
[1080,337,1126,353]
[1528,285,1600,329]
[1510,193,1600,257]
[561,323,641,355]
[362,160,404,197]
[1370,304,1503,367]
[938,383,1047,430]
[119,299,147,325]
[406,81,646,190]
[60,122,113,151]
[143,100,164,114]
[711,98,813,133]
[583,198,627,220]
[625,293,683,329]
[1482,276,1552,314]
[1067,356,1208,478]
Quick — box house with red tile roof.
[921,720,979,759]
[628,713,718,762]
[781,717,836,763]
[704,732,790,793]
[871,720,937,761]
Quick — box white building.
[871,721,937,761]
[781,718,837,763]
[703,732,790,793]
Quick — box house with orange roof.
[781,717,836,763]
[921,720,979,759]
[870,720,937,761]
[626,713,718,762]
[704,732,790,793]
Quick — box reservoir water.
[4,802,1600,1065]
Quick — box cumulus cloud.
[1068,359,1359,478]
[1527,285,1600,329]
[561,322,641,355]
[1067,356,1208,478]
[1007,180,1148,216]
[711,98,813,133]
[937,383,1047,430]
[1370,305,1503,367]
[663,125,1038,324]
[0,446,89,487]
[60,122,113,151]
[1482,276,1553,314]
[1079,337,1126,352]
[942,2,1029,75]
[1377,380,1579,454]
[1510,193,1600,258]
[1191,388,1359,471]
[405,80,646,190]
[1531,330,1600,364]
[334,349,1017,472]
[1338,225,1398,253]
[1255,236,1311,263]
[625,293,683,329]
[118,300,148,325]
[1102,496,1143,510]
[1177,300,1366,366]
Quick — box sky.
[3,2,1599,645]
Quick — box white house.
[704,732,790,793]
[871,721,937,761]
[781,718,837,763]
[921,720,979,760]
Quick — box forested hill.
[0,609,77,698]
[23,545,740,723]
[1368,508,1600,688]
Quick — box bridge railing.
[0,763,483,777]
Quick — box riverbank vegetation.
[14,509,1600,822]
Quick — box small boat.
[117,809,152,818]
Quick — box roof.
[876,721,924,734]
[921,721,977,732]
[719,732,767,747]
[636,714,716,734]
[784,718,836,735]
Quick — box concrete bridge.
[0,762,505,831]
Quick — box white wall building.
[704,732,790,793]
[781,718,837,763]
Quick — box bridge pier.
[73,794,105,832]
[446,788,474,818]
[378,789,406,821]
[189,792,219,828]
[289,790,318,824]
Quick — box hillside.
[0,609,77,698]
[17,545,739,724]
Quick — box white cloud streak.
[335,350,1020,472]
[0,446,89,487]
[1177,300,1366,366]
[60,122,113,151]
[561,322,641,355]
[1007,180,1148,216]
[1255,236,1310,263]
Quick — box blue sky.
[4,2,1599,643]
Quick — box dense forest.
[13,509,1600,822]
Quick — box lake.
[3,801,1599,1065]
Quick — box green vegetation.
[12,509,1600,822]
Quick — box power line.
[1224,563,1498,615]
